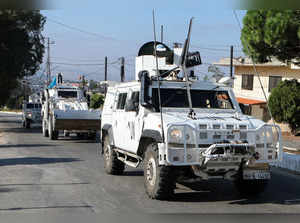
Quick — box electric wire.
[47,18,117,41]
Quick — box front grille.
[213,124,221,129]
[226,124,234,129]
[199,124,207,129]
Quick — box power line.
[47,18,117,41]
[51,56,105,62]
[51,62,105,66]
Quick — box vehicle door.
[123,89,143,153]
[112,90,128,149]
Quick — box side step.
[114,148,142,168]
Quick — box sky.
[39,0,246,82]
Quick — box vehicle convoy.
[22,101,42,128]
[100,19,283,200]
[41,73,101,140]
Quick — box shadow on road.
[0,188,18,193]
[167,172,300,205]
[0,205,93,211]
[0,182,90,187]
[122,170,144,176]
[0,144,59,149]
[0,127,41,134]
[0,157,81,166]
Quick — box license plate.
[243,170,270,180]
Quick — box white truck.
[100,38,282,200]
[41,74,101,140]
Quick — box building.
[214,57,300,122]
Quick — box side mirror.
[139,71,152,108]
[186,51,202,68]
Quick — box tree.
[90,93,104,109]
[0,10,45,106]
[268,79,300,134]
[241,10,300,64]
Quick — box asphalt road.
[1,112,300,214]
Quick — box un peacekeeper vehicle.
[100,19,282,200]
[22,101,42,128]
[41,73,101,140]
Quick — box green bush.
[90,93,104,109]
[269,79,300,134]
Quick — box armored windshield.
[152,89,233,111]
[58,91,77,98]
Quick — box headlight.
[168,126,194,145]
[170,129,182,140]
[27,112,32,117]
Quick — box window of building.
[241,74,254,90]
[116,93,127,110]
[268,76,282,92]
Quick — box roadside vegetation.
[0,10,45,107]
[269,79,300,135]
[89,93,105,109]
[241,10,300,64]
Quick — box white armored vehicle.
[101,20,282,200]
[41,74,101,140]
[22,101,42,128]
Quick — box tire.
[22,120,25,128]
[103,135,125,175]
[42,119,49,137]
[25,119,31,129]
[48,116,58,140]
[143,142,175,200]
[64,131,70,137]
[234,169,269,196]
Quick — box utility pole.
[46,38,51,85]
[46,37,55,86]
[120,57,125,82]
[104,56,107,95]
[82,75,85,88]
[230,45,233,78]
[161,25,163,43]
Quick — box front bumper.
[163,123,282,169]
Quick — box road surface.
[1,112,300,214]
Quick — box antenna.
[181,17,196,119]
[152,9,165,142]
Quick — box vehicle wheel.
[48,116,58,140]
[64,131,70,137]
[103,135,125,175]
[25,119,31,129]
[42,119,49,137]
[143,142,175,200]
[22,120,25,128]
[234,169,269,196]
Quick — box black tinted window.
[117,93,127,110]
[58,91,77,98]
[26,103,34,109]
[152,89,233,111]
